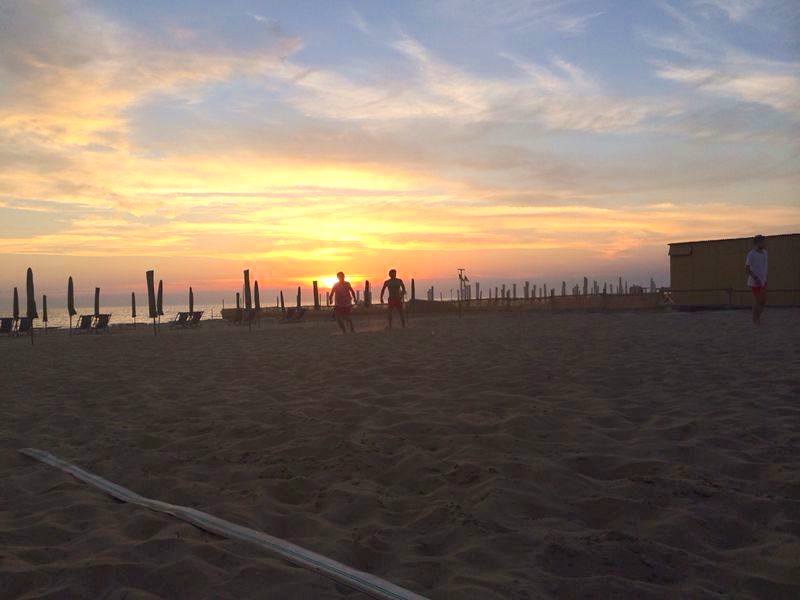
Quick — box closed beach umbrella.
[131,292,136,318]
[42,295,48,324]
[67,276,76,316]
[13,287,19,319]
[94,287,100,316]
[26,268,37,319]
[146,270,157,335]
[146,271,157,318]
[157,280,164,316]
[26,268,36,344]
[243,270,252,310]
[279,290,285,312]
[364,281,371,307]
[296,286,301,308]
[189,286,194,313]
[253,281,260,310]
[236,292,240,309]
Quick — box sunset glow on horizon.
[1,0,798,297]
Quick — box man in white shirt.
[745,234,768,325]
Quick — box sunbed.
[170,312,190,328]
[93,313,111,333]
[1,318,14,335]
[15,317,31,336]
[283,307,306,323]
[189,311,203,327]
[75,314,94,333]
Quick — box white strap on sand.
[19,448,428,600]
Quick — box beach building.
[668,233,800,306]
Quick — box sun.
[321,276,339,289]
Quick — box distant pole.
[313,281,320,310]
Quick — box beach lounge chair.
[283,307,306,323]
[75,314,94,333]
[189,311,203,327]
[170,312,190,328]
[14,317,31,337]
[93,314,111,333]
[1,318,14,335]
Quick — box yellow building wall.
[669,234,800,306]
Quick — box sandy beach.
[1,309,799,598]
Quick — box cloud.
[432,0,602,34]
[281,35,668,133]
[692,0,763,21]
[655,63,800,115]
[644,1,800,119]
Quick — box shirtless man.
[380,269,406,329]
[331,271,356,333]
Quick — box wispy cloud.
[692,0,763,21]
[644,1,800,119]
[432,0,602,34]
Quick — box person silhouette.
[331,271,356,333]
[380,269,406,329]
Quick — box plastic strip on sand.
[18,447,429,600]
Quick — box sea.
[19,303,224,329]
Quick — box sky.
[1,0,799,303]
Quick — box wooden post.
[313,281,320,310]
[243,269,252,309]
